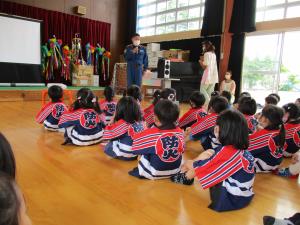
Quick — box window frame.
[256,0,300,22]
[136,0,205,37]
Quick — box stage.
[0,86,104,102]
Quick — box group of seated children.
[0,133,32,225]
[35,84,300,213]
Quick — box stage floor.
[0,86,104,90]
[0,86,104,101]
[0,100,299,225]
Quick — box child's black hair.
[72,88,102,114]
[216,110,249,150]
[208,96,229,114]
[282,103,300,123]
[190,91,206,108]
[221,91,232,103]
[265,95,278,105]
[0,173,20,225]
[268,93,280,103]
[152,90,161,105]
[211,91,220,98]
[132,33,140,38]
[154,99,179,130]
[114,96,142,124]
[261,105,285,148]
[48,85,63,103]
[240,92,251,98]
[160,88,176,101]
[104,86,114,102]
[238,96,257,116]
[125,85,142,102]
[0,133,16,178]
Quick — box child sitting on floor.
[128,100,184,180]
[103,96,145,161]
[178,91,207,130]
[221,91,232,107]
[237,96,258,134]
[0,133,16,178]
[0,173,32,225]
[143,90,161,128]
[58,88,105,146]
[99,86,117,125]
[125,85,142,104]
[143,88,177,128]
[282,103,300,157]
[186,96,229,150]
[248,105,285,173]
[35,85,68,132]
[220,71,236,103]
[268,93,280,104]
[265,95,279,106]
[171,110,255,212]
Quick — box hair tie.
[92,97,96,103]
[168,94,175,101]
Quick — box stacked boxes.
[147,43,163,69]
[115,63,127,90]
[72,65,94,86]
[163,50,190,62]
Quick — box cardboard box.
[162,50,190,61]
[149,59,159,68]
[147,43,160,52]
[92,75,99,87]
[142,71,161,86]
[72,75,93,86]
[73,65,94,77]
[148,51,164,58]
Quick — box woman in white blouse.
[199,41,219,105]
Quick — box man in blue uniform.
[124,33,148,87]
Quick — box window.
[256,0,300,22]
[137,0,205,37]
[241,31,300,105]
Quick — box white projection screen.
[0,14,42,83]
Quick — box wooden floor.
[0,100,299,225]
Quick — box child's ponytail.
[73,88,102,114]
[125,85,142,102]
[278,122,286,148]
[282,103,300,123]
[261,105,285,148]
[152,90,161,105]
[160,88,176,102]
[104,86,114,102]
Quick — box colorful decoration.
[71,33,85,65]
[62,45,71,80]
[42,35,65,80]
[85,42,95,65]
[40,33,111,84]
[94,44,111,81]
[41,44,49,74]
[95,44,105,75]
[103,50,112,81]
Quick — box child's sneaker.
[273,168,298,179]
[263,216,294,225]
[170,172,194,185]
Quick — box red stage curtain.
[0,1,111,50]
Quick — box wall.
[4,0,128,77]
